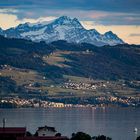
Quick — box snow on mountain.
[0,16,124,46]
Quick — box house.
[0,127,26,140]
[17,136,69,140]
[36,126,57,137]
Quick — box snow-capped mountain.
[0,16,124,46]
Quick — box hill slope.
[0,35,140,101]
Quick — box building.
[36,126,57,137]
[17,136,69,140]
[0,127,26,140]
[0,126,69,140]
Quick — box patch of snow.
[55,25,72,39]
[21,26,47,37]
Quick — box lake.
[0,107,140,140]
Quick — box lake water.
[0,107,140,140]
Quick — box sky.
[0,0,140,44]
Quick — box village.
[62,81,108,90]
[0,95,139,108]
[0,64,140,108]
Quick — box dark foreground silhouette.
[0,127,140,140]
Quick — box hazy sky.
[0,0,140,44]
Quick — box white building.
[36,126,57,136]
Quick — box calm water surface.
[0,107,140,140]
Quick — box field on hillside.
[0,36,140,102]
[0,65,139,99]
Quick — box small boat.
[134,127,138,133]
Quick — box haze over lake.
[0,107,140,140]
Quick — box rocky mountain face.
[0,16,124,46]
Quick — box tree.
[34,132,38,137]
[71,132,91,140]
[26,131,32,136]
[55,133,62,137]
[92,135,112,140]
[72,133,76,137]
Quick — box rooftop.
[17,136,69,140]
[38,126,56,132]
[0,127,26,134]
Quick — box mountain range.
[0,16,124,46]
[0,16,140,105]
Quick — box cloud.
[0,0,139,13]
[1,1,140,28]
[95,13,140,25]
[129,33,140,37]
[0,13,56,29]
[21,16,57,24]
[0,3,140,26]
[1,8,139,26]
[0,13,20,29]
[0,8,18,13]
[81,21,96,29]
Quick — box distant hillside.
[0,35,140,100]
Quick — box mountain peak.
[104,31,119,39]
[58,16,71,20]
[17,22,29,28]
[104,31,124,44]
[54,16,72,24]
[89,29,100,35]
[53,16,83,28]
[104,31,115,36]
